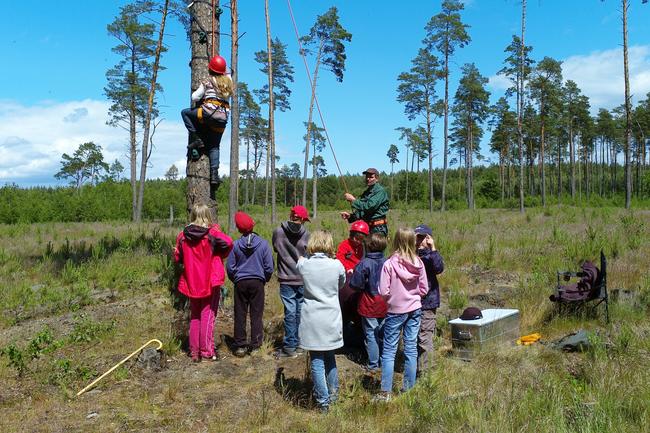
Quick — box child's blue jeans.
[310,350,338,408]
[380,309,422,393]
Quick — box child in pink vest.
[175,204,233,362]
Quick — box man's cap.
[362,168,379,176]
[290,205,311,221]
[460,307,483,320]
[414,224,433,237]
[234,211,255,234]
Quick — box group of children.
[177,55,446,410]
[174,203,444,411]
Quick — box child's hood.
[183,224,210,242]
[280,221,306,239]
[236,233,263,256]
[389,254,423,283]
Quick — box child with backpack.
[226,211,274,357]
[181,55,233,196]
[376,228,429,401]
[297,231,346,412]
[348,233,388,373]
[174,204,233,362]
[414,224,444,373]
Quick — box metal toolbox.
[449,309,520,360]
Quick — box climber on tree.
[181,55,233,196]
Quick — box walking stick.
[76,339,163,397]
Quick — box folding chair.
[550,250,608,323]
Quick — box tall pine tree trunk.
[517,0,526,213]
[427,110,434,213]
[264,0,277,222]
[228,0,240,230]
[441,52,450,211]
[302,46,322,207]
[136,0,169,221]
[623,0,632,208]
[312,141,318,218]
[570,121,576,200]
[540,115,547,207]
[186,0,218,216]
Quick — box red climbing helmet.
[350,220,369,235]
[208,55,227,74]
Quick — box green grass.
[0,206,649,432]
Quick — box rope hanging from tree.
[286,0,349,193]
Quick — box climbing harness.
[76,339,163,397]
[286,0,349,193]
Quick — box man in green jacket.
[340,168,389,236]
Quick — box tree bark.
[186,0,218,217]
[228,0,240,231]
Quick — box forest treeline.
[2,162,648,224]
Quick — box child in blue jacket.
[227,211,274,357]
[348,233,388,373]
[414,224,444,373]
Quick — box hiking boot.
[372,392,391,403]
[188,136,205,150]
[233,347,248,358]
[276,347,298,358]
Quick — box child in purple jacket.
[227,211,274,357]
[414,224,444,373]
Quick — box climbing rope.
[286,0,349,193]
[211,0,215,57]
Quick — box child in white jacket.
[297,230,346,412]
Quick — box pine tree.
[386,144,400,201]
[255,33,294,222]
[397,48,442,212]
[299,7,352,208]
[529,57,563,206]
[424,0,471,211]
[450,64,490,210]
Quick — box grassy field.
[0,207,649,432]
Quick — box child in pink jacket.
[376,227,428,401]
[175,204,233,362]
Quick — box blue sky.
[1,0,649,187]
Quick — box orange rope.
[286,0,348,193]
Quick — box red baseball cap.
[290,205,310,222]
[234,211,255,234]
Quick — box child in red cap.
[272,206,310,357]
[227,211,274,357]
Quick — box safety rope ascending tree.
[286,0,348,194]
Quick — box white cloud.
[488,74,512,92]
[0,99,187,186]
[562,45,650,111]
[488,45,650,112]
